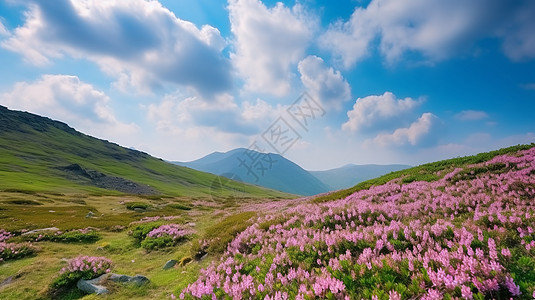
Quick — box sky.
[0,0,534,170]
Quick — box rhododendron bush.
[51,255,113,290]
[0,229,36,262]
[180,147,535,299]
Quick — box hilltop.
[0,105,290,198]
[175,148,330,196]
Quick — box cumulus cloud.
[0,74,138,138]
[342,92,423,132]
[1,0,232,96]
[228,0,316,96]
[455,110,489,121]
[371,113,439,146]
[320,0,535,67]
[298,55,351,110]
[0,20,8,36]
[147,93,282,136]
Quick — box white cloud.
[455,110,489,121]
[0,20,8,36]
[147,93,282,136]
[1,0,232,96]
[371,112,439,146]
[499,2,535,61]
[228,0,316,96]
[319,7,378,68]
[298,55,351,110]
[0,74,138,139]
[320,0,535,67]
[342,92,423,132]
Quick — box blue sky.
[0,0,534,170]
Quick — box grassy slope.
[312,143,535,203]
[1,144,534,299]
[0,106,290,198]
[0,193,245,299]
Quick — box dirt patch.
[57,164,157,195]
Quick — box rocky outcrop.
[77,273,150,295]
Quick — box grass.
[312,143,535,203]
[0,193,242,300]
[0,106,293,199]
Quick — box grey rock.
[21,227,59,235]
[163,259,177,270]
[86,211,95,218]
[77,276,109,295]
[108,273,150,286]
[77,273,149,295]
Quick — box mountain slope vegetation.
[310,164,411,190]
[0,106,289,198]
[181,144,535,299]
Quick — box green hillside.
[312,143,535,203]
[0,105,290,198]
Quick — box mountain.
[174,148,330,196]
[0,105,290,198]
[310,164,411,190]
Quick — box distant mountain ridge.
[310,164,411,190]
[175,149,411,195]
[0,105,288,198]
[175,148,330,196]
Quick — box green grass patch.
[125,202,151,211]
[192,211,256,256]
[5,199,42,205]
[312,144,534,203]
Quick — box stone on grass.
[77,273,150,295]
[108,273,150,286]
[163,259,177,270]
[77,276,108,295]
[21,227,59,235]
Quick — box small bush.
[6,199,42,205]
[0,229,13,242]
[141,224,193,250]
[141,236,176,250]
[130,222,164,243]
[50,255,113,290]
[0,242,36,262]
[22,228,100,243]
[126,202,151,210]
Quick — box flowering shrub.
[21,228,100,243]
[180,147,535,299]
[51,255,113,290]
[0,229,13,242]
[0,242,36,262]
[141,224,194,250]
[130,222,165,243]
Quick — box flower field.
[181,147,535,299]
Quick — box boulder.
[77,273,149,295]
[77,276,108,295]
[21,227,59,235]
[163,259,177,270]
[108,273,150,286]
